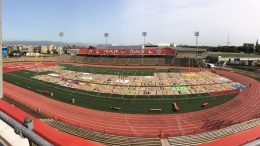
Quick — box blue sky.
[3,0,260,46]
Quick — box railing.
[0,111,53,146]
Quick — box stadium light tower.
[59,32,64,54]
[194,31,200,59]
[142,32,147,47]
[104,33,109,47]
[227,34,231,47]
[0,0,2,98]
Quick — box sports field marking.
[133,70,137,76]
[176,116,185,135]
[96,92,100,97]
[140,70,144,76]
[124,114,138,135]
[107,70,113,75]
[120,69,126,75]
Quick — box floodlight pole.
[0,0,3,99]
[227,34,231,47]
[195,31,200,59]
[104,33,109,47]
[142,32,147,47]
[142,32,147,58]
[59,32,64,55]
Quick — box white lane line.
[124,114,138,135]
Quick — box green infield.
[3,67,238,114]
[2,97,48,119]
[208,53,260,58]
[230,65,259,72]
[59,64,180,76]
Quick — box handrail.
[0,111,53,146]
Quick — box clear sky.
[3,0,260,46]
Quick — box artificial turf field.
[3,64,238,114]
[59,64,181,76]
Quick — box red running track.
[3,62,260,137]
[3,62,60,73]
[0,100,103,146]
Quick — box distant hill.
[3,41,90,47]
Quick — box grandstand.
[2,51,260,146]
[142,58,158,66]
[77,47,177,57]
[100,57,115,65]
[168,118,260,146]
[3,54,203,67]
[113,58,129,66]
[42,119,162,146]
[127,58,143,66]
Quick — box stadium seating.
[157,58,166,66]
[3,55,200,67]
[88,57,103,65]
[160,48,177,56]
[113,58,129,66]
[143,49,158,56]
[99,58,115,65]
[165,58,174,65]
[142,58,158,66]
[117,49,131,56]
[172,58,198,67]
[81,57,90,64]
[79,48,176,56]
[42,119,162,146]
[78,48,89,54]
[167,118,260,146]
[75,56,85,63]
[127,58,143,66]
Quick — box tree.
[88,46,96,50]
[256,45,260,54]
[53,49,58,54]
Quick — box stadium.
[1,46,260,146]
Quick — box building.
[67,49,79,56]
[39,46,49,54]
[176,47,208,58]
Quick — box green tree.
[255,45,260,54]
[88,46,96,50]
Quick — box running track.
[3,62,260,137]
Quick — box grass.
[208,53,260,58]
[230,65,259,72]
[59,64,180,76]
[3,68,238,114]
[2,97,48,119]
